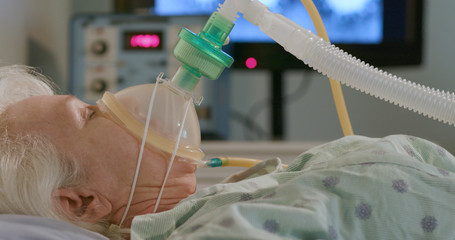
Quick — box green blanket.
[132,135,455,240]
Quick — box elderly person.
[0,65,197,239]
[2,64,455,240]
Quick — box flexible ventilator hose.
[220,0,355,136]
[218,0,455,126]
[289,31,455,124]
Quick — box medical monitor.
[151,0,423,70]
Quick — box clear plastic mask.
[96,73,203,226]
[96,74,204,163]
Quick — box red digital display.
[124,31,163,50]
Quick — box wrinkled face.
[5,95,197,226]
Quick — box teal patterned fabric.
[131,135,455,240]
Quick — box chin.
[137,202,179,216]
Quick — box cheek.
[93,118,140,149]
[82,119,142,177]
[138,149,168,179]
[103,133,141,173]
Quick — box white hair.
[0,65,126,239]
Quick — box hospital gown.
[132,135,455,240]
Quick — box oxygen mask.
[96,73,204,164]
[97,73,203,226]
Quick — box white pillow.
[0,214,108,240]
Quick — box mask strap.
[118,80,161,227]
[153,99,191,213]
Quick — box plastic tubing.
[299,0,354,136]
[218,0,353,136]
[214,157,262,168]
[207,157,288,168]
[218,0,455,126]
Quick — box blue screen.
[153,0,383,44]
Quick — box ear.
[53,188,112,223]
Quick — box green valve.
[172,12,235,91]
[172,65,201,91]
[207,158,223,168]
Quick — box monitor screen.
[152,0,423,68]
[153,0,383,44]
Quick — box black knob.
[90,79,107,93]
[90,40,108,55]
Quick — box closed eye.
[86,105,99,120]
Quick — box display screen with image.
[152,0,422,68]
[153,0,383,44]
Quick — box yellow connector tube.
[221,157,262,168]
[300,0,354,136]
